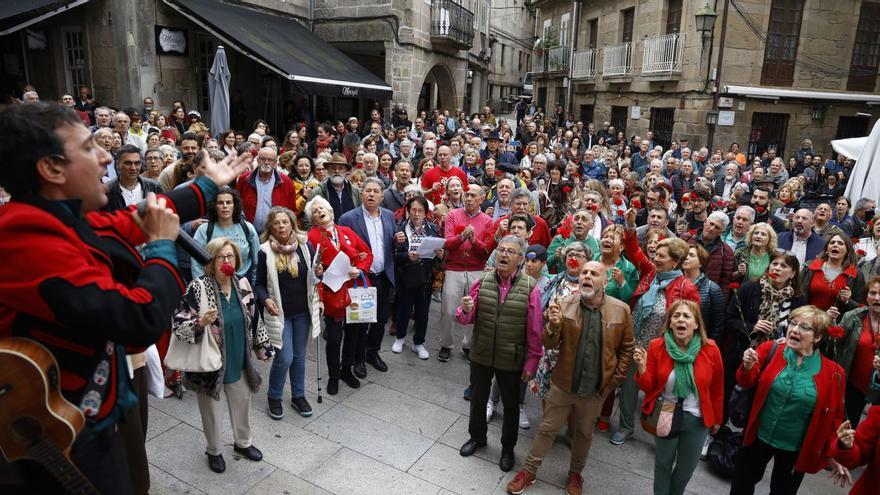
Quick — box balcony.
[431,0,475,50]
[602,42,632,79]
[571,48,597,80]
[544,45,570,73]
[642,33,683,79]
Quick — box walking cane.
[316,333,323,404]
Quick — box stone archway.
[418,64,457,112]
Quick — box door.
[194,34,216,118]
[650,107,675,151]
[611,105,628,136]
[61,27,90,94]
[748,112,789,160]
[579,104,594,126]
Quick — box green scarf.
[663,331,702,400]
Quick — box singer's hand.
[201,149,252,187]
[133,193,179,242]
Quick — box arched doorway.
[418,64,456,111]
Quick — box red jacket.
[624,228,700,309]
[486,213,553,251]
[832,405,880,495]
[237,169,297,228]
[737,340,846,473]
[307,225,372,320]
[636,337,725,428]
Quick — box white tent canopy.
[842,119,880,208]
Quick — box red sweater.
[832,405,880,495]
[443,207,493,271]
[635,337,725,428]
[624,228,700,309]
[307,225,372,320]
[736,340,846,473]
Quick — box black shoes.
[438,347,452,362]
[327,377,339,395]
[366,353,388,372]
[267,398,283,420]
[353,362,367,379]
[459,438,487,457]
[463,348,471,364]
[341,367,361,389]
[233,444,263,461]
[463,385,472,401]
[207,453,225,473]
[291,396,313,417]
[499,450,515,472]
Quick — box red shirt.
[806,259,855,311]
[420,165,468,205]
[851,316,878,394]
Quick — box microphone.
[136,201,212,266]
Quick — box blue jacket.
[338,206,397,287]
[777,231,824,264]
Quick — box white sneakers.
[412,344,429,360]
[486,401,496,423]
[519,407,530,429]
[391,338,405,354]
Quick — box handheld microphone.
[136,201,212,266]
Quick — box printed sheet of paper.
[416,237,446,259]
[322,250,351,292]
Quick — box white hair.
[303,196,334,223]
[708,210,730,229]
[736,205,756,222]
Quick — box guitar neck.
[28,438,100,495]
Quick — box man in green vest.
[456,236,543,472]
[507,260,634,495]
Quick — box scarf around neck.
[757,275,795,327]
[270,235,300,276]
[664,331,702,400]
[634,270,682,330]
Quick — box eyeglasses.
[788,321,814,333]
[496,248,522,257]
[257,157,275,163]
[215,254,235,262]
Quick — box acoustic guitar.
[0,338,99,494]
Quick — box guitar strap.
[77,340,115,422]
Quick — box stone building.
[528,0,880,158]
[487,0,536,109]
[0,0,505,131]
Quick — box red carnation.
[631,198,642,209]
[681,194,691,203]
[768,272,779,280]
[558,214,573,238]
[754,205,766,213]
[566,257,581,270]
[729,282,741,290]
[827,326,845,339]
[589,203,599,212]
[857,248,867,256]
[562,185,572,194]
[657,235,667,241]
[613,197,623,206]
[688,229,697,236]
[455,224,465,235]
[869,220,875,229]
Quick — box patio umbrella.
[843,118,880,207]
[208,46,230,137]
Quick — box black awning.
[0,0,90,36]
[164,0,393,100]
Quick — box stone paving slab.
[147,405,183,441]
[303,448,443,495]
[341,382,461,440]
[408,443,505,495]
[244,469,332,495]
[247,409,341,476]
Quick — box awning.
[163,0,393,100]
[0,0,90,36]
[723,85,880,105]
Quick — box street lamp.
[695,3,717,38]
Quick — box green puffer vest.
[471,271,535,371]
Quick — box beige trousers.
[196,378,253,456]
[524,384,604,475]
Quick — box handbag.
[164,325,222,373]
[346,273,378,324]
[529,345,560,398]
[641,397,683,438]
[706,425,743,478]
[728,341,779,428]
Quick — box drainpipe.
[566,0,579,115]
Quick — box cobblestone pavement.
[147,304,853,495]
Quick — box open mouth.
[788,333,801,344]
[830,248,841,257]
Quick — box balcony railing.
[431,0,474,49]
[544,45,570,72]
[532,53,545,73]
[642,33,683,74]
[602,42,632,77]
[571,48,596,79]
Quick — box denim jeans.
[268,313,310,400]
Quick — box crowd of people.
[1,91,880,495]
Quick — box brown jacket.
[544,293,634,396]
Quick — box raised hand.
[201,149,252,187]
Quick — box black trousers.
[119,366,150,494]
[468,361,522,453]
[846,380,868,428]
[357,272,391,361]
[0,424,133,495]
[729,439,805,495]
[325,316,358,378]
[395,284,432,346]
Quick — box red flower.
[657,235,667,241]
[768,272,779,280]
[857,249,867,256]
[729,282,741,290]
[681,194,691,204]
[566,257,581,270]
[827,326,845,339]
[557,214,573,238]
[455,224,465,235]
[562,185,572,194]
[613,197,623,206]
[688,229,697,236]
[631,198,642,209]
[589,203,599,212]
[869,220,875,229]
[852,238,861,245]
[754,205,766,213]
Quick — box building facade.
[528,0,880,158]
[487,0,535,111]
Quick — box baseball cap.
[525,245,547,262]
[187,110,201,119]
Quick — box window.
[666,0,682,34]
[760,0,804,86]
[588,18,598,49]
[543,18,552,40]
[611,105,628,135]
[621,8,635,43]
[561,12,571,47]
[501,44,507,68]
[650,108,675,151]
[748,113,789,160]
[195,34,216,113]
[61,27,90,92]
[847,2,880,92]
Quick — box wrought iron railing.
[571,48,597,79]
[431,0,475,48]
[642,33,683,74]
[602,42,632,77]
